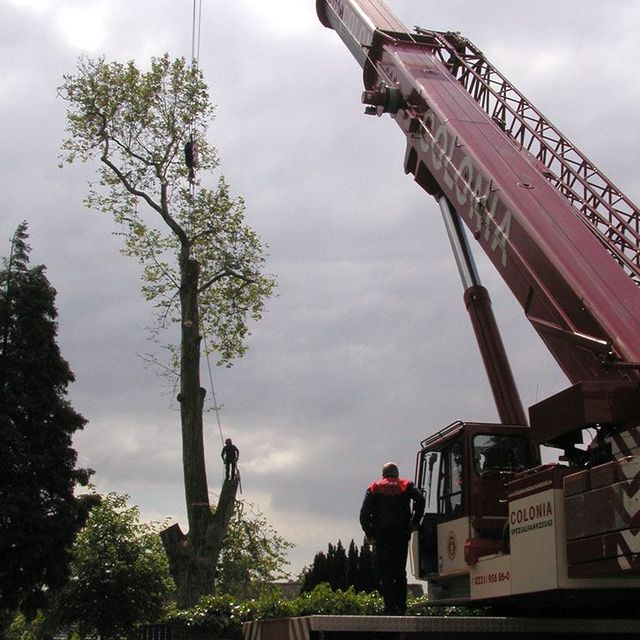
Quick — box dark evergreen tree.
[346,539,359,589]
[0,223,91,620]
[301,550,328,593]
[327,540,347,591]
[356,538,378,593]
[301,538,378,594]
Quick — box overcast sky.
[2,0,640,577]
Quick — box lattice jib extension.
[414,27,640,286]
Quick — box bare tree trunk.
[160,251,239,608]
[179,255,209,547]
[161,478,238,607]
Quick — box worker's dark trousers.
[374,531,410,614]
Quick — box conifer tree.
[301,538,378,594]
[327,540,347,590]
[356,538,378,593]
[346,539,359,589]
[0,223,90,621]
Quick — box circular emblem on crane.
[447,531,457,561]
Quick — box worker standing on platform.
[221,438,239,480]
[360,462,425,614]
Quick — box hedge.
[163,584,478,639]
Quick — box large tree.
[0,223,91,620]
[59,54,276,606]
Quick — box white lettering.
[418,108,512,268]
[442,134,457,190]
[491,210,512,268]
[432,124,447,171]
[327,0,371,60]
[456,156,473,206]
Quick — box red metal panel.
[590,461,621,490]
[564,469,590,497]
[355,0,407,32]
[568,553,640,578]
[316,0,407,68]
[528,381,640,447]
[565,478,640,541]
[317,0,640,386]
[385,38,640,383]
[507,464,570,501]
[567,529,640,565]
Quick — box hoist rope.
[187,0,228,448]
[191,0,203,64]
[203,331,226,447]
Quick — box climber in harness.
[221,438,239,480]
[184,137,198,183]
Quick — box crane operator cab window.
[422,439,464,519]
[473,434,530,477]
[417,438,465,578]
[440,441,463,518]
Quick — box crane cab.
[411,421,539,602]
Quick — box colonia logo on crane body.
[417,108,512,269]
[510,500,553,536]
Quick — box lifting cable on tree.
[184,0,202,185]
[186,0,235,465]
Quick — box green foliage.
[5,611,50,640]
[8,584,481,640]
[59,54,276,367]
[165,585,381,639]
[292,583,382,616]
[165,585,482,638]
[0,223,90,621]
[49,492,173,640]
[216,500,293,599]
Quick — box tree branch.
[100,133,188,247]
[198,268,256,294]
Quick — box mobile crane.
[317,0,640,615]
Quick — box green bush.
[163,584,480,639]
[165,585,380,638]
[291,583,382,616]
[7,586,482,640]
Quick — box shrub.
[163,584,479,638]
[292,583,382,616]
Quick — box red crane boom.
[319,0,640,380]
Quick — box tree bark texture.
[161,478,239,608]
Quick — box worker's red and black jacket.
[359,477,425,539]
